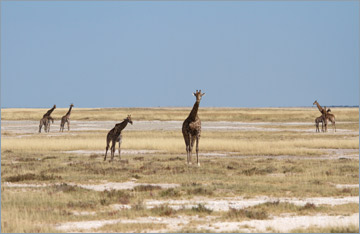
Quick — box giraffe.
[60,104,74,132]
[323,107,336,132]
[313,101,336,132]
[315,116,324,132]
[104,115,133,162]
[39,116,54,133]
[39,105,56,133]
[182,90,205,166]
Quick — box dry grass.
[1,107,358,233]
[2,129,358,156]
[1,151,358,232]
[96,222,167,233]
[2,107,358,122]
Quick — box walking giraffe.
[182,90,205,166]
[104,115,133,162]
[60,104,74,132]
[39,105,56,133]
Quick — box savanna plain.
[1,107,359,233]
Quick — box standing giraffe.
[315,116,324,132]
[104,115,133,162]
[182,90,205,166]
[39,105,56,133]
[313,101,336,132]
[323,107,336,132]
[60,104,74,132]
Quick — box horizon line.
[1,105,359,109]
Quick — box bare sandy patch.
[71,211,97,216]
[2,182,50,188]
[335,184,359,189]
[144,196,359,212]
[69,181,179,191]
[64,149,163,155]
[197,213,359,233]
[3,181,179,191]
[55,213,359,233]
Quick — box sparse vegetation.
[160,188,181,197]
[150,205,177,216]
[4,173,61,182]
[1,107,358,232]
[224,208,268,220]
[191,204,213,214]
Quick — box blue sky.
[1,1,359,108]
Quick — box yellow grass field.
[2,106,359,122]
[1,107,359,233]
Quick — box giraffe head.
[70,103,74,107]
[126,115,133,125]
[193,90,205,102]
[327,108,331,113]
[313,100,318,105]
[53,104,57,108]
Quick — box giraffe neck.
[188,100,200,120]
[315,102,324,113]
[66,106,73,117]
[43,106,56,117]
[115,120,129,133]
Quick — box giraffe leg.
[325,121,328,132]
[104,137,110,161]
[183,131,190,165]
[110,140,116,162]
[196,136,200,167]
[189,135,195,165]
[118,135,122,160]
[186,144,190,165]
[44,120,48,133]
[39,120,43,133]
[67,120,70,131]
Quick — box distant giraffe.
[39,116,54,133]
[313,101,336,132]
[39,105,56,133]
[315,116,324,132]
[323,107,336,132]
[182,90,205,166]
[60,104,74,132]
[104,115,133,162]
